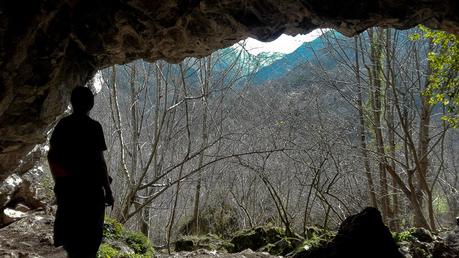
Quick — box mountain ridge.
[252,30,342,85]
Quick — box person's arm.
[99,152,114,206]
[94,121,114,206]
[48,120,72,178]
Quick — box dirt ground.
[0,211,66,258]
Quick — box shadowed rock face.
[0,0,459,179]
[294,207,403,258]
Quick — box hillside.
[252,31,342,84]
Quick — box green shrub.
[125,231,154,256]
[103,217,124,239]
[98,243,120,258]
[393,229,415,242]
[98,217,154,258]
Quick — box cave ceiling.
[0,0,458,179]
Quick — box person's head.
[70,86,94,114]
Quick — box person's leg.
[73,186,105,257]
[65,246,97,258]
[54,178,75,247]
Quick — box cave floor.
[0,210,66,257]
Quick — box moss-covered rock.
[393,227,434,243]
[99,243,122,257]
[230,226,286,253]
[103,217,124,239]
[175,238,195,252]
[393,227,436,258]
[393,227,459,258]
[258,243,275,253]
[411,240,432,258]
[304,226,325,239]
[268,238,294,255]
[292,232,334,257]
[97,217,154,258]
[411,228,434,243]
[228,225,307,255]
[175,233,234,252]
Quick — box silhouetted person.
[48,86,114,258]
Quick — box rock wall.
[1,0,459,179]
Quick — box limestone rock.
[12,171,46,210]
[1,0,459,182]
[0,175,23,208]
[0,166,47,212]
[13,203,30,213]
[433,226,459,258]
[0,208,27,226]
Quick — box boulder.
[410,240,433,258]
[268,238,294,256]
[175,239,195,252]
[433,225,459,258]
[411,228,434,243]
[12,177,46,211]
[13,203,30,213]
[230,226,285,253]
[0,175,23,208]
[0,166,48,213]
[398,241,412,258]
[0,208,27,226]
[294,207,403,258]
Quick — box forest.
[77,27,459,256]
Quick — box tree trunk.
[368,28,391,223]
[384,30,399,230]
[191,56,211,234]
[355,36,378,208]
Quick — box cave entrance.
[1,2,459,254]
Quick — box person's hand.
[105,189,114,207]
